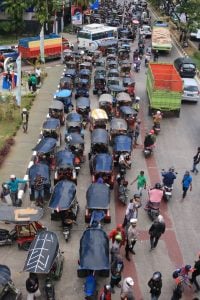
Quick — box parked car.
[182,78,200,103]
[139,25,152,37]
[190,29,200,40]
[174,57,196,78]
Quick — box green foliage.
[177,0,200,30]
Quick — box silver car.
[182,78,200,103]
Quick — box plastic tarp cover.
[113,135,132,152]
[42,118,60,129]
[0,265,11,286]
[33,138,57,154]
[110,118,127,131]
[49,180,76,210]
[91,129,109,145]
[79,228,109,270]
[120,106,137,116]
[24,231,59,273]
[76,97,90,108]
[0,207,43,223]
[54,89,71,98]
[29,163,50,185]
[93,153,112,172]
[86,183,110,208]
[56,150,74,168]
[68,133,84,145]
[66,112,82,122]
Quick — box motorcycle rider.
[118,152,131,169]
[162,168,177,194]
[149,215,166,250]
[145,183,163,210]
[120,277,135,300]
[148,271,162,299]
[144,130,156,149]
[153,111,162,129]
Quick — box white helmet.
[157,110,161,114]
[22,108,27,112]
[130,218,138,224]
[10,174,16,179]
[157,215,164,222]
[135,96,140,102]
[126,277,134,286]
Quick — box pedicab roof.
[113,135,132,152]
[79,227,109,270]
[28,163,50,185]
[23,231,59,274]
[76,97,90,108]
[68,132,84,145]
[42,118,60,130]
[116,92,132,102]
[0,265,11,285]
[79,69,91,76]
[108,84,125,92]
[49,180,76,210]
[120,106,137,115]
[110,117,128,130]
[93,153,113,172]
[91,129,109,144]
[33,137,57,154]
[66,112,82,123]
[56,150,74,168]
[54,89,72,98]
[49,100,64,110]
[90,108,108,120]
[99,93,113,104]
[0,207,43,224]
[64,68,77,77]
[86,183,110,209]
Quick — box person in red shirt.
[109,224,126,246]
[99,285,112,300]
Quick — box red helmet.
[117,224,122,230]
[149,129,155,134]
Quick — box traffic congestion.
[0,0,200,299]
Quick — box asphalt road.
[0,27,200,300]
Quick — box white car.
[139,25,152,37]
[190,29,200,40]
[182,78,200,103]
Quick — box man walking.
[190,253,200,292]
[182,171,192,199]
[149,215,166,251]
[110,254,124,293]
[125,218,138,260]
[130,170,147,196]
[6,174,27,206]
[191,147,200,174]
[21,108,29,133]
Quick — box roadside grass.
[191,51,200,70]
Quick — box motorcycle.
[145,200,160,221]
[133,60,141,72]
[143,146,153,158]
[84,272,98,300]
[118,180,129,205]
[153,122,161,135]
[0,228,16,246]
[45,277,55,300]
[163,185,173,202]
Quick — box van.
[182,78,200,103]
[174,57,196,78]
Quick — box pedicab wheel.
[21,241,31,251]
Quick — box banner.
[40,25,45,63]
[16,54,21,106]
[71,5,82,25]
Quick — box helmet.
[169,167,175,172]
[185,265,192,271]
[115,234,122,241]
[134,193,140,199]
[105,285,111,291]
[130,218,138,224]
[117,224,122,230]
[157,215,164,222]
[2,183,8,189]
[22,108,27,112]
[157,110,161,114]
[126,277,134,286]
[135,96,140,101]
[10,174,16,179]
[173,269,181,279]
[149,129,154,135]
[153,271,162,280]
[155,182,162,189]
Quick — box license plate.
[187,94,193,97]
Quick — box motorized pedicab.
[65,112,84,137]
[0,265,22,299]
[110,117,128,144]
[42,118,61,147]
[65,132,85,164]
[107,68,120,78]
[120,61,131,77]
[89,128,109,159]
[59,76,73,90]
[54,150,77,184]
[49,100,65,125]
[93,74,107,95]
[33,137,57,170]
[75,78,89,99]
[107,85,125,107]
[90,108,108,132]
[54,89,73,113]
[98,93,113,119]
[94,66,106,77]
[119,106,137,132]
[113,135,132,166]
[116,91,132,115]
[76,97,90,128]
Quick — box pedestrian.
[149,215,166,251]
[35,66,41,86]
[120,277,134,300]
[21,108,29,133]
[30,73,37,92]
[191,147,200,174]
[110,254,124,293]
[148,271,162,300]
[26,273,41,300]
[130,170,147,196]
[33,174,46,206]
[133,120,141,146]
[182,171,192,199]
[110,234,122,262]
[125,218,139,261]
[190,253,200,292]
[6,174,27,206]
[122,195,141,228]
[27,73,32,91]
[99,285,112,300]
[109,224,126,247]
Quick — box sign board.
[71,5,83,25]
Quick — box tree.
[1,0,29,36]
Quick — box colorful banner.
[71,5,83,25]
[16,54,21,106]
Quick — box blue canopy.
[120,106,137,116]
[91,129,109,145]
[68,133,84,145]
[56,150,74,168]
[76,97,90,108]
[79,228,109,271]
[93,153,113,172]
[33,138,57,154]
[42,118,60,129]
[113,135,132,152]
[0,265,11,285]
[28,163,50,185]
[86,183,110,209]
[64,69,76,77]
[79,69,91,76]
[108,85,125,92]
[66,112,82,123]
[54,89,71,98]
[49,180,76,210]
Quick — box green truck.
[152,20,172,52]
[146,63,183,117]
